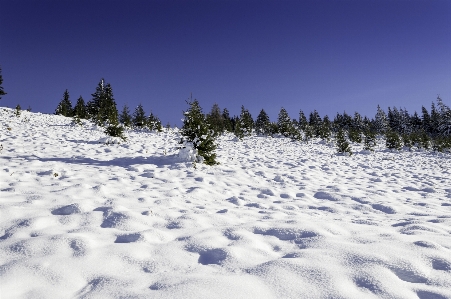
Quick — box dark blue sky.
[1,0,450,126]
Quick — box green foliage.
[206,103,224,136]
[222,108,233,132]
[86,79,118,126]
[73,96,87,119]
[0,65,6,100]
[336,129,352,155]
[15,104,21,117]
[104,124,126,141]
[419,131,430,150]
[318,116,332,141]
[132,104,146,128]
[255,109,271,135]
[432,136,451,152]
[348,129,362,144]
[181,98,218,165]
[119,105,132,127]
[277,107,293,137]
[55,89,73,117]
[363,130,376,151]
[147,112,162,132]
[235,105,254,139]
[385,130,402,151]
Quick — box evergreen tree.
[73,96,86,119]
[206,103,224,136]
[133,103,146,127]
[385,130,402,151]
[222,108,233,132]
[255,109,271,135]
[336,128,352,156]
[318,115,332,141]
[309,110,322,137]
[55,89,73,117]
[119,105,132,127]
[430,102,440,137]
[181,98,218,165]
[363,130,376,151]
[235,105,254,138]
[421,106,431,135]
[102,83,118,125]
[86,79,105,121]
[298,110,308,131]
[410,111,422,133]
[374,105,388,134]
[277,107,294,137]
[85,79,118,125]
[436,95,451,137]
[419,130,430,150]
[0,65,6,100]
[147,111,162,132]
[15,104,21,117]
[348,129,362,144]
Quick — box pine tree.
[363,129,376,151]
[181,98,218,165]
[309,110,322,137]
[430,102,440,137]
[410,111,422,133]
[235,105,254,138]
[86,79,105,122]
[385,130,402,151]
[55,89,73,117]
[277,107,294,137]
[298,110,308,131]
[73,96,87,119]
[206,103,224,136]
[436,95,451,137]
[421,106,431,135]
[336,128,352,156]
[133,104,146,127]
[222,108,233,132]
[102,83,118,125]
[15,104,21,117]
[318,115,332,141]
[147,111,162,132]
[119,105,132,127]
[255,109,271,136]
[0,65,6,100]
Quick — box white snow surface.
[1,107,451,299]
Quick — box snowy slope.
[1,107,451,299]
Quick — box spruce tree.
[15,104,21,117]
[374,105,388,134]
[277,107,293,137]
[430,102,440,137]
[102,83,118,125]
[421,106,431,135]
[235,105,254,138]
[133,104,146,127]
[318,115,332,141]
[336,128,352,156]
[119,105,132,127]
[181,98,218,165]
[298,110,308,131]
[55,89,73,117]
[309,110,322,137]
[206,103,224,136]
[86,79,105,122]
[255,109,271,136]
[0,65,6,100]
[222,108,233,132]
[436,95,451,137]
[385,130,402,151]
[147,111,162,132]
[363,130,376,151]
[73,96,87,119]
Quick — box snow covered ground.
[1,107,451,299]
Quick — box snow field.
[1,107,451,299]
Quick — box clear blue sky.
[1,0,450,126]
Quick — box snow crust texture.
[1,108,451,299]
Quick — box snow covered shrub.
[363,130,376,151]
[419,131,431,150]
[14,104,21,117]
[181,98,218,165]
[104,124,126,141]
[336,129,352,156]
[385,130,402,151]
[348,129,362,144]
